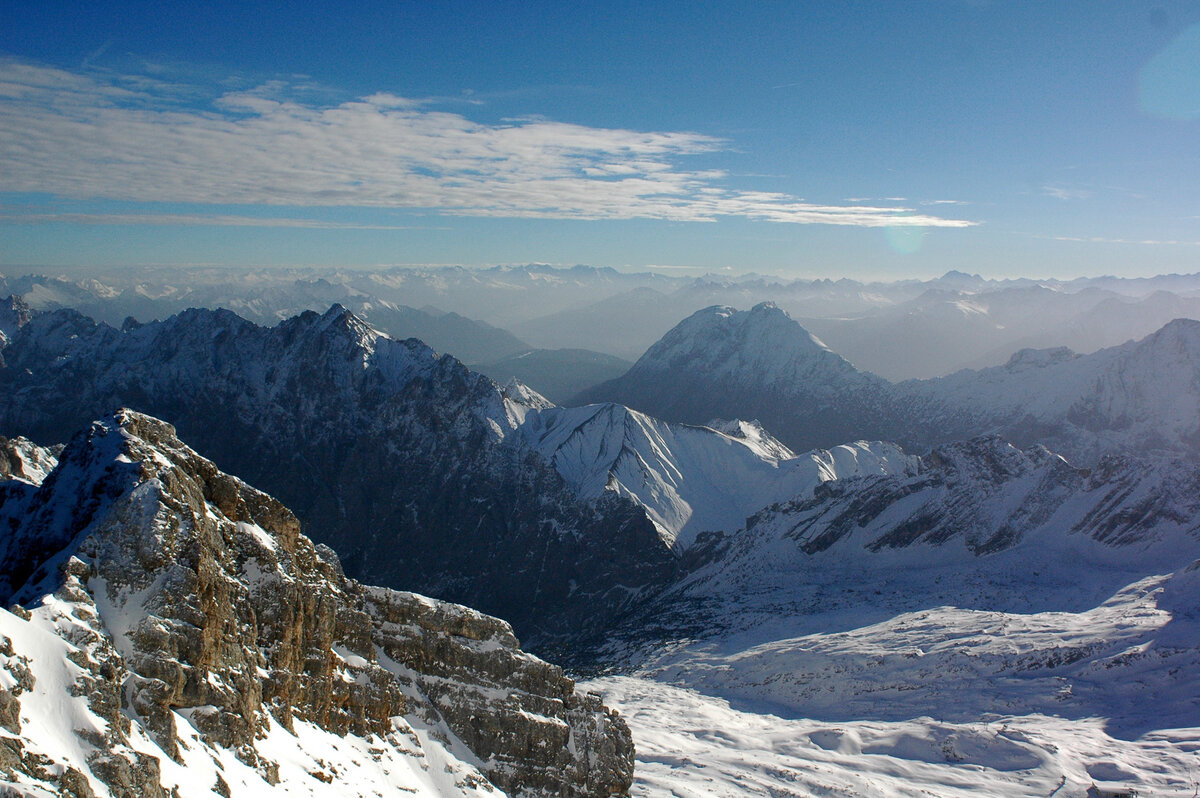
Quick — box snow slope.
[520,402,914,549]
[588,560,1200,797]
[586,675,1200,798]
[574,438,1200,797]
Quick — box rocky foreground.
[0,410,633,797]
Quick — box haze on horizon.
[1,1,1199,281]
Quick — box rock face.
[0,305,675,644]
[0,294,32,355]
[0,410,634,797]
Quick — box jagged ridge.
[0,305,676,645]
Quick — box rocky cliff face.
[0,410,633,797]
[0,295,32,356]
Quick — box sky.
[1,1,1198,280]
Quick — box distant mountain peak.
[575,303,887,452]
[648,303,838,370]
[1145,316,1200,345]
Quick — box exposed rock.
[0,410,634,797]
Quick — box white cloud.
[0,211,434,230]
[1042,185,1091,201]
[0,59,975,228]
[1053,235,1200,246]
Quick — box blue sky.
[1,1,1198,279]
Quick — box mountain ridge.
[0,303,678,645]
[581,303,1200,464]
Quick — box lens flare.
[1139,23,1200,120]
[885,225,926,254]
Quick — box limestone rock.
[0,410,633,797]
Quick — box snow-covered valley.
[588,676,1200,798]
[587,546,1200,796]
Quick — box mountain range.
[8,264,1200,382]
[582,302,1200,465]
[0,303,678,645]
[5,293,1200,794]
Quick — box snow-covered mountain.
[0,304,676,644]
[3,274,532,366]
[0,409,633,797]
[518,402,914,550]
[7,295,1200,795]
[599,435,1200,660]
[583,302,1200,464]
[575,303,893,453]
[10,266,1200,377]
[898,317,1200,464]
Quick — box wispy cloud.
[0,211,437,230]
[1042,185,1091,201]
[1052,235,1200,246]
[0,59,975,228]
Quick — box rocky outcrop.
[0,435,58,485]
[0,410,634,797]
[0,294,32,355]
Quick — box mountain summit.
[576,303,890,452]
[633,303,848,383]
